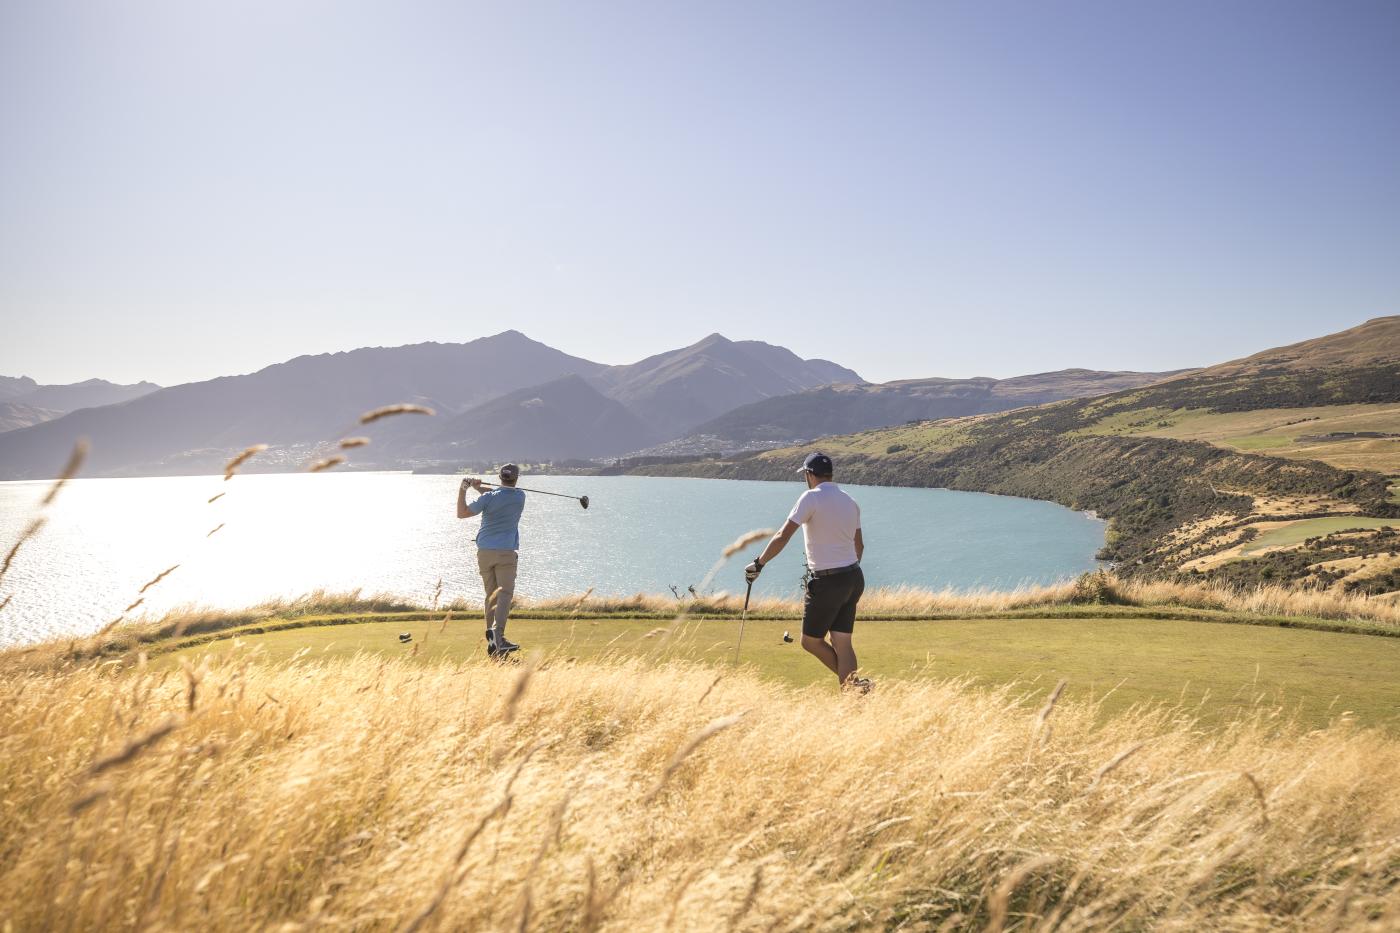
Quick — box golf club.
[734,578,753,664]
[473,479,589,509]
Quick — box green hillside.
[669,368,1186,452]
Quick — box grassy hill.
[628,318,1400,592]
[650,368,1189,455]
[1070,402,1399,473]
[1196,315,1400,375]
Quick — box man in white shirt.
[745,452,869,690]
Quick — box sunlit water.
[0,473,1104,645]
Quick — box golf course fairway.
[161,613,1400,731]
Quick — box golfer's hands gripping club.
[744,558,763,584]
[461,477,483,493]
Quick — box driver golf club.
[474,480,589,510]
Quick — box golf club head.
[580,495,589,510]
[782,631,794,643]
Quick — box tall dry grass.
[1,653,1396,931]
[527,573,1400,628]
[1114,575,1400,624]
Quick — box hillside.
[0,401,61,434]
[1197,315,1400,376]
[593,333,860,436]
[0,376,160,433]
[670,368,1188,452]
[18,377,162,412]
[1053,317,1400,476]
[415,375,659,461]
[729,339,858,388]
[630,317,1400,592]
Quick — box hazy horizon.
[4,1,1398,386]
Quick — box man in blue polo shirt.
[457,463,527,657]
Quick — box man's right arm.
[457,479,484,519]
[748,492,812,579]
[755,520,801,567]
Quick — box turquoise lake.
[0,472,1105,644]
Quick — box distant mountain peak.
[483,328,533,343]
[0,375,40,401]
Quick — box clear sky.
[2,0,1398,387]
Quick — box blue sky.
[2,0,1398,387]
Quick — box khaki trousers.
[477,548,518,636]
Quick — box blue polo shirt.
[473,487,526,550]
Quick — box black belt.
[809,562,859,578]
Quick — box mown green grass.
[1243,516,1395,554]
[165,613,1400,731]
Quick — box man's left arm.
[855,527,864,561]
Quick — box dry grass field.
[3,651,1400,931]
[1076,402,1400,474]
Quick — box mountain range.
[0,327,1216,479]
[0,332,858,478]
[0,377,160,433]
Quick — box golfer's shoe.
[486,632,521,659]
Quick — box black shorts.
[802,566,865,639]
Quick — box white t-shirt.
[786,482,861,571]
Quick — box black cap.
[499,463,520,482]
[798,452,833,475]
